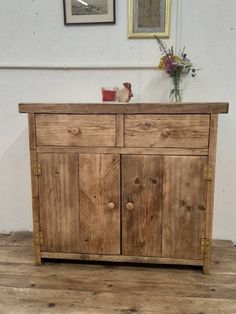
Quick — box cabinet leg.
[34,245,42,266]
[202,256,211,275]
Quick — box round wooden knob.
[162,128,171,137]
[126,202,134,211]
[143,122,151,130]
[68,127,80,135]
[107,202,115,210]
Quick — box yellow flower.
[158,56,166,69]
[174,55,181,62]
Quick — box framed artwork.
[128,0,170,39]
[63,0,116,25]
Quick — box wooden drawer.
[36,114,116,147]
[125,115,210,148]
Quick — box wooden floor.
[0,233,235,314]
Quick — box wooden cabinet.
[19,102,229,274]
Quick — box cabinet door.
[79,154,120,255]
[162,156,207,260]
[122,155,163,257]
[38,153,80,253]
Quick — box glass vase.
[169,75,183,102]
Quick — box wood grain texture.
[31,197,41,266]
[1,234,236,314]
[204,114,219,274]
[122,155,163,257]
[38,153,80,253]
[79,154,120,255]
[1,286,236,314]
[27,114,41,265]
[28,115,38,200]
[3,267,236,298]
[41,252,203,266]
[19,102,229,114]
[37,145,209,156]
[116,114,124,147]
[36,114,116,147]
[29,150,39,199]
[162,156,207,260]
[125,114,210,148]
[28,114,36,149]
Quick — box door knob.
[107,202,115,210]
[126,202,134,211]
[162,128,171,137]
[68,127,80,135]
[143,122,151,130]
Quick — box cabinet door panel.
[122,155,163,257]
[38,153,80,253]
[80,154,120,255]
[163,156,207,260]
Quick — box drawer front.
[125,115,210,148]
[36,114,116,147]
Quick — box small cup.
[101,87,117,102]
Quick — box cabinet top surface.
[19,102,229,114]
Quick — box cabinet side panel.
[28,114,41,265]
[122,155,163,257]
[80,154,120,255]
[38,153,80,253]
[204,114,218,274]
[162,156,207,260]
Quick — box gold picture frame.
[128,0,170,39]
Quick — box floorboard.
[0,232,235,314]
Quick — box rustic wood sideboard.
[19,102,229,274]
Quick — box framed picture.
[128,0,170,39]
[63,0,116,25]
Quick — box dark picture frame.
[64,0,116,25]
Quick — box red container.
[102,88,117,102]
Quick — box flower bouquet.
[155,36,197,102]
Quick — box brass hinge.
[32,162,42,176]
[200,238,211,253]
[204,164,213,181]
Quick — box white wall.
[0,0,235,241]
